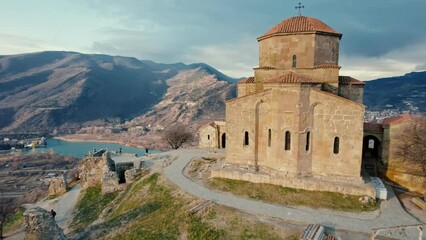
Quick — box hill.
[0,51,236,134]
[2,51,424,144]
[363,71,426,121]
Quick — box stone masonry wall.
[79,151,135,194]
[24,207,67,240]
[48,175,68,196]
[211,168,375,198]
[259,34,316,69]
[310,89,365,180]
[225,85,365,182]
[199,126,218,149]
[78,154,107,190]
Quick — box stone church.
[201,15,375,197]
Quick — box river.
[1,138,161,158]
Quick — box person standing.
[145,148,149,155]
[51,209,56,219]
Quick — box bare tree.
[162,124,193,149]
[393,117,426,177]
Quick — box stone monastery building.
[201,15,375,197]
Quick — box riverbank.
[54,134,169,151]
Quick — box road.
[162,149,424,239]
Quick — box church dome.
[258,16,341,41]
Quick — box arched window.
[292,55,297,68]
[207,134,210,140]
[334,137,340,154]
[305,131,310,151]
[285,131,291,150]
[368,139,375,149]
[244,131,249,146]
[268,129,271,147]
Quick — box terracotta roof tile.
[339,76,365,85]
[315,64,341,69]
[364,123,383,132]
[258,16,341,41]
[254,66,276,70]
[264,72,322,84]
[203,121,226,128]
[238,77,255,84]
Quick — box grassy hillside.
[71,171,299,240]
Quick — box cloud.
[0,34,45,55]
[2,0,426,81]
[183,38,257,78]
[415,63,426,71]
[341,39,426,80]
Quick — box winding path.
[5,185,80,239]
[35,184,81,231]
[162,149,423,236]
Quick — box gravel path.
[36,184,81,231]
[162,149,424,238]
[5,185,81,239]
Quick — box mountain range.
[0,51,424,137]
[363,71,426,113]
[0,51,236,135]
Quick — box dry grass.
[75,172,300,240]
[209,178,379,212]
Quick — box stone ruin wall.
[79,151,141,194]
[24,207,67,240]
[48,175,68,196]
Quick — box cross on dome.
[295,2,304,16]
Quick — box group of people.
[118,146,150,156]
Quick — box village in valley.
[0,2,425,240]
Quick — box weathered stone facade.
[24,207,67,240]
[48,176,68,197]
[79,150,143,194]
[207,15,375,197]
[78,150,109,190]
[198,121,226,149]
[364,114,426,194]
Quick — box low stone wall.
[211,168,376,198]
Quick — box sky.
[1,0,426,81]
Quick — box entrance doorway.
[221,133,226,148]
[362,135,382,176]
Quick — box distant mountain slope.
[124,67,235,135]
[0,51,237,133]
[363,71,426,114]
